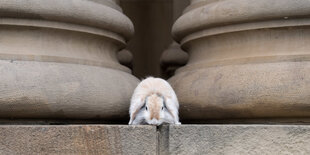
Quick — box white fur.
[129,77,181,125]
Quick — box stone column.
[118,49,133,69]
[160,42,188,78]
[170,0,310,122]
[0,0,139,120]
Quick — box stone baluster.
[0,0,139,120]
[118,49,133,69]
[170,0,310,122]
[160,42,188,78]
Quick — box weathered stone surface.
[0,0,139,119]
[166,125,310,155]
[170,0,310,121]
[0,0,134,40]
[0,60,138,120]
[170,61,310,121]
[0,125,309,154]
[0,125,157,155]
[173,0,310,41]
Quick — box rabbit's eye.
[161,107,164,110]
[145,106,148,111]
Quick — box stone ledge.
[161,125,310,155]
[0,125,309,154]
[0,125,157,155]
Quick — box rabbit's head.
[128,77,181,125]
[132,93,174,125]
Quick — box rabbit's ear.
[163,98,174,118]
[129,108,139,124]
[164,97,180,122]
[129,98,147,124]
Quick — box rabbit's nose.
[149,119,159,125]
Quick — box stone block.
[166,125,310,155]
[0,125,157,155]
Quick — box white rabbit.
[128,77,181,125]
